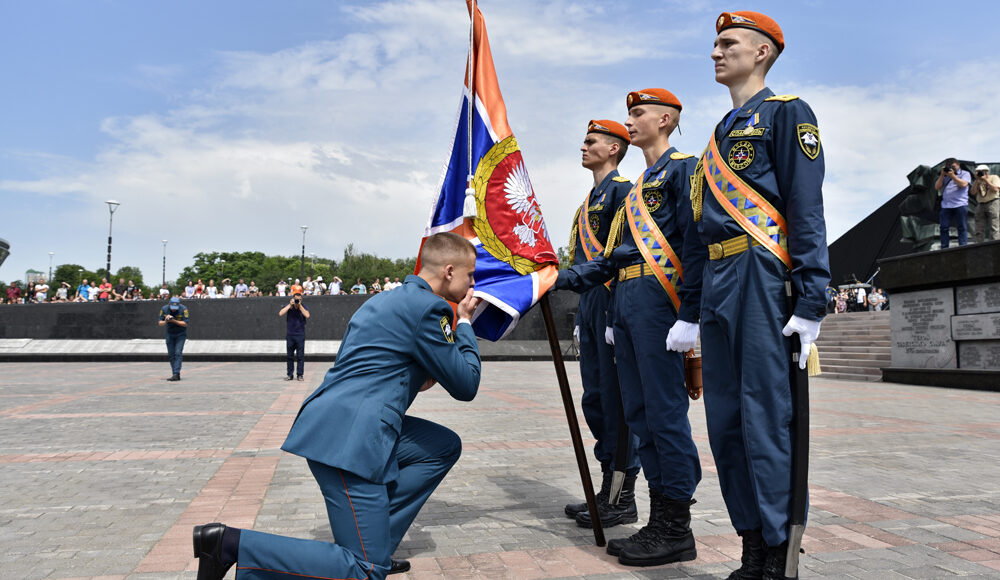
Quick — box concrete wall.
[0,291,580,341]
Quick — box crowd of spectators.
[827,284,888,314]
[2,274,409,304]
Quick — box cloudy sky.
[2,0,998,285]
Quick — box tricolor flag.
[421,0,558,341]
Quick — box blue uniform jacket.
[282,275,481,484]
[698,88,830,320]
[557,148,707,325]
[570,170,633,325]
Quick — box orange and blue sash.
[698,135,791,269]
[624,173,684,311]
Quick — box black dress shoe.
[193,523,235,580]
[389,558,411,574]
[167,374,181,381]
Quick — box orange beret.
[716,11,784,53]
[626,89,682,112]
[587,119,630,143]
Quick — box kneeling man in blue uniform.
[192,232,482,580]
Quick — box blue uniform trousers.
[611,276,700,500]
[700,247,797,547]
[236,416,461,580]
[577,287,640,475]
[165,331,185,375]
[286,334,305,378]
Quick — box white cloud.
[4,2,1000,286]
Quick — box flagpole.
[539,293,606,547]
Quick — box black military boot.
[576,474,638,528]
[607,485,664,556]
[564,470,611,518]
[726,529,766,580]
[618,492,697,567]
[761,542,797,580]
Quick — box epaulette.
[612,176,630,182]
[670,152,694,160]
[764,94,799,102]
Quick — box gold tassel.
[604,205,626,258]
[806,343,821,376]
[567,207,580,265]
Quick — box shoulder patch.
[670,152,694,160]
[612,176,630,182]
[764,94,799,102]
[796,123,821,160]
[440,316,455,343]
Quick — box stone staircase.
[815,310,891,382]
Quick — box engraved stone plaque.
[951,313,1000,341]
[891,288,956,368]
[955,282,1000,315]
[958,341,1000,370]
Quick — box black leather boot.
[576,474,638,528]
[606,485,663,557]
[726,529,766,580]
[564,469,611,518]
[761,542,797,580]
[618,492,697,567]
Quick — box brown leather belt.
[707,235,762,260]
[617,263,656,282]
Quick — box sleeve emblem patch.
[796,123,821,160]
[440,316,455,343]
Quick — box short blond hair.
[420,232,476,270]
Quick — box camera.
[977,170,986,177]
[294,298,301,304]
[944,166,954,173]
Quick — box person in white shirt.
[276,280,288,297]
[222,279,234,298]
[159,284,171,300]
[206,279,219,299]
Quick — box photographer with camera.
[158,296,190,381]
[971,164,1000,242]
[935,158,972,248]
[279,291,310,381]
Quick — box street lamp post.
[161,240,168,287]
[105,200,120,280]
[48,251,54,282]
[300,225,308,280]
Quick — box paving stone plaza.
[3,360,1000,579]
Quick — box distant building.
[0,237,8,268]
[25,269,45,284]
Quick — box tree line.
[0,244,419,299]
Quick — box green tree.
[114,266,143,286]
[556,246,572,270]
[52,264,88,287]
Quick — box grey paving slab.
[1,361,999,579]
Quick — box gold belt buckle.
[708,243,724,260]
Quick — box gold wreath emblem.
[472,136,549,276]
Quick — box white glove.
[782,315,822,370]
[573,325,580,347]
[666,320,699,352]
[604,326,615,346]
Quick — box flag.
[421,0,558,341]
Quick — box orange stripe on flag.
[466,0,512,140]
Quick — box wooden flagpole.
[540,293,606,546]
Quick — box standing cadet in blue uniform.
[557,89,707,567]
[563,119,641,529]
[692,12,830,580]
[191,232,482,580]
